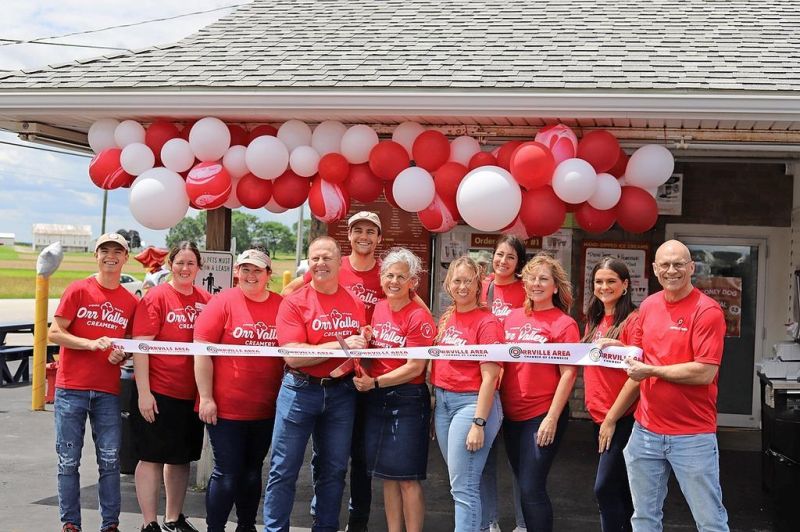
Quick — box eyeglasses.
[655,261,691,272]
[382,273,409,283]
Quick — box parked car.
[92,273,144,298]
[143,268,171,294]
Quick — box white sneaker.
[512,527,527,532]
[489,524,502,532]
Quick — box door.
[666,231,766,428]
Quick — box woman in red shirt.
[352,247,436,532]
[582,257,640,532]
[193,249,284,532]
[501,254,578,532]
[131,241,210,532]
[431,256,504,532]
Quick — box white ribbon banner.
[112,339,641,369]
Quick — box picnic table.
[0,322,56,386]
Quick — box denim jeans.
[624,422,729,532]
[263,372,356,532]
[205,417,274,532]
[434,387,503,532]
[54,388,122,530]
[503,408,569,532]
[594,415,634,532]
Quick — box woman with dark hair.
[582,257,640,532]
[131,241,210,532]
[501,254,578,532]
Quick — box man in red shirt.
[48,233,138,532]
[623,240,729,531]
[263,236,368,532]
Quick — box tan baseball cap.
[236,249,272,270]
[348,211,382,232]
[95,233,129,252]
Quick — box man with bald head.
[623,240,729,531]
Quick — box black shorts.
[129,388,204,464]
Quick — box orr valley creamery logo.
[491,298,513,318]
[348,283,380,307]
[505,323,548,343]
[372,321,407,348]
[669,317,689,332]
[440,326,466,346]
[232,321,278,345]
[166,304,200,330]
[76,302,129,330]
[312,310,360,333]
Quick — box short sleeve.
[619,311,641,346]
[193,295,227,343]
[55,282,81,323]
[131,291,163,338]
[691,306,726,365]
[405,307,436,347]
[477,314,504,344]
[276,298,309,345]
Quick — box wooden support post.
[206,207,232,251]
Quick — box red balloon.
[383,180,399,208]
[247,124,278,144]
[345,163,383,203]
[145,121,179,164]
[608,149,629,178]
[509,141,555,190]
[577,130,620,173]
[565,201,581,213]
[412,130,450,171]
[89,148,133,190]
[186,161,232,209]
[272,170,310,208]
[228,124,249,147]
[575,202,616,233]
[236,173,273,209]
[433,162,468,201]
[178,120,196,141]
[318,153,350,184]
[418,194,458,233]
[468,151,497,170]
[369,141,409,181]
[518,186,566,236]
[615,186,658,233]
[309,176,350,223]
[495,141,523,171]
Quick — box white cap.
[236,249,271,269]
[95,233,129,252]
[347,211,381,232]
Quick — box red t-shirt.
[583,312,640,424]
[481,277,526,323]
[369,299,436,383]
[193,288,284,421]
[277,284,367,378]
[132,283,211,400]
[629,288,725,435]
[304,256,383,322]
[55,277,138,395]
[430,308,504,393]
[501,307,580,421]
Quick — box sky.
[0,0,301,247]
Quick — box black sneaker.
[233,526,257,532]
[345,522,369,532]
[161,514,199,532]
[141,523,160,532]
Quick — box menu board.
[581,241,651,313]
[694,276,742,337]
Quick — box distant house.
[0,232,14,247]
[32,224,91,252]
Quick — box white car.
[92,273,144,298]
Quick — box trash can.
[45,361,58,404]
[119,365,138,475]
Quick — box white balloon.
[392,122,425,156]
[129,167,190,230]
[311,120,347,155]
[625,144,675,188]
[189,117,231,162]
[114,120,145,148]
[457,166,522,231]
[120,143,155,176]
[222,145,249,179]
[617,176,628,186]
[290,146,321,177]
[265,197,288,213]
[645,186,659,198]
[246,136,289,180]
[587,172,622,210]
[160,138,196,173]
[88,119,120,153]
[392,167,436,212]
[277,120,312,152]
[449,136,481,166]
[341,125,379,164]
[552,158,598,204]
[223,175,243,209]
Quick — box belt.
[286,368,349,387]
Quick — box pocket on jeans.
[283,372,309,389]
[388,384,427,399]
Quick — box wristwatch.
[472,417,487,427]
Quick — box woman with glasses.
[431,256,504,532]
[501,254,578,532]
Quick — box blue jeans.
[594,415,634,532]
[434,387,502,532]
[205,417,274,532]
[624,422,729,532]
[263,372,356,532]
[503,408,569,532]
[54,388,122,530]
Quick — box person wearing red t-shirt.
[581,257,641,532]
[351,248,435,532]
[47,233,138,532]
[501,254,578,532]
[263,236,368,532]
[431,256,504,532]
[130,241,210,532]
[617,241,729,531]
[193,249,284,532]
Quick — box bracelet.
[374,378,380,389]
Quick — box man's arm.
[625,358,718,385]
[281,276,305,297]
[48,316,110,351]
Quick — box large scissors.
[329,332,364,378]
